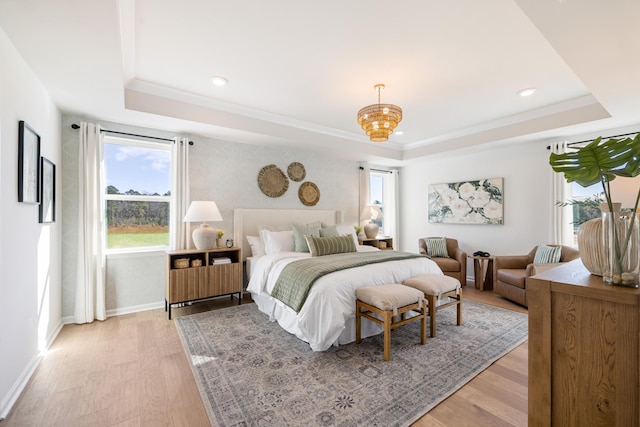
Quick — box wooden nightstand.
[362,237,393,250]
[165,247,242,319]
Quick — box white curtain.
[551,141,574,246]
[74,122,106,323]
[358,165,371,227]
[386,169,400,247]
[171,137,191,250]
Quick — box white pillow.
[261,229,295,254]
[335,225,359,246]
[246,235,265,258]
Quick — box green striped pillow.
[533,245,562,264]
[424,238,449,258]
[305,235,357,257]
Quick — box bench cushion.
[356,284,423,311]
[403,274,461,297]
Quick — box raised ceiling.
[1,0,639,164]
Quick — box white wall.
[0,27,62,418]
[61,115,360,318]
[399,141,553,279]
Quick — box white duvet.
[247,248,443,351]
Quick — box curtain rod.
[546,131,639,150]
[359,166,395,173]
[70,123,194,145]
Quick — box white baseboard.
[0,320,63,420]
[62,301,166,325]
[106,301,165,317]
[0,352,42,420]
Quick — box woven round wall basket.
[299,181,320,206]
[287,162,306,182]
[258,164,289,197]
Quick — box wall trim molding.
[62,301,165,325]
[0,320,63,420]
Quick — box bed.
[234,208,443,351]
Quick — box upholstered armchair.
[418,237,467,286]
[493,245,580,307]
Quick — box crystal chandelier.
[357,84,402,142]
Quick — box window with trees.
[104,136,172,250]
[370,171,388,235]
[564,181,602,245]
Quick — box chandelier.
[357,84,402,142]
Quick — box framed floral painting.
[428,178,504,224]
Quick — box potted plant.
[216,229,225,248]
[354,225,364,245]
[549,134,640,286]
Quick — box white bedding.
[247,247,443,351]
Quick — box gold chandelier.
[357,84,402,142]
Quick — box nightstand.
[362,237,393,250]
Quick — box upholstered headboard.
[233,208,342,260]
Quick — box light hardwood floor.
[0,287,528,427]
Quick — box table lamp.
[361,205,384,239]
[183,201,223,250]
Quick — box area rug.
[175,300,528,427]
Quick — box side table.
[469,255,495,291]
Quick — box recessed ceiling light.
[518,87,536,97]
[395,130,404,136]
[210,76,228,87]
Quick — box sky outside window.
[104,143,170,195]
[370,175,383,205]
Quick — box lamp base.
[363,222,379,239]
[192,224,217,250]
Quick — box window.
[567,181,603,244]
[103,136,172,251]
[370,170,397,236]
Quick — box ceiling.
[1,0,639,165]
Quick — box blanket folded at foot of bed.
[271,251,426,312]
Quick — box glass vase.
[602,203,640,287]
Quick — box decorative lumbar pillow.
[424,238,449,258]
[246,235,265,257]
[305,235,357,257]
[292,222,321,252]
[533,245,562,264]
[336,224,359,246]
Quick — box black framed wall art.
[18,120,41,204]
[39,157,55,223]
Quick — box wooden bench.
[355,284,426,361]
[403,274,462,337]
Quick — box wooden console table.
[528,259,640,426]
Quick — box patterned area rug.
[175,300,528,427]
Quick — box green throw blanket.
[271,251,426,312]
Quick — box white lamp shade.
[360,205,384,220]
[183,201,223,223]
[609,176,640,209]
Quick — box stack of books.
[211,257,231,265]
